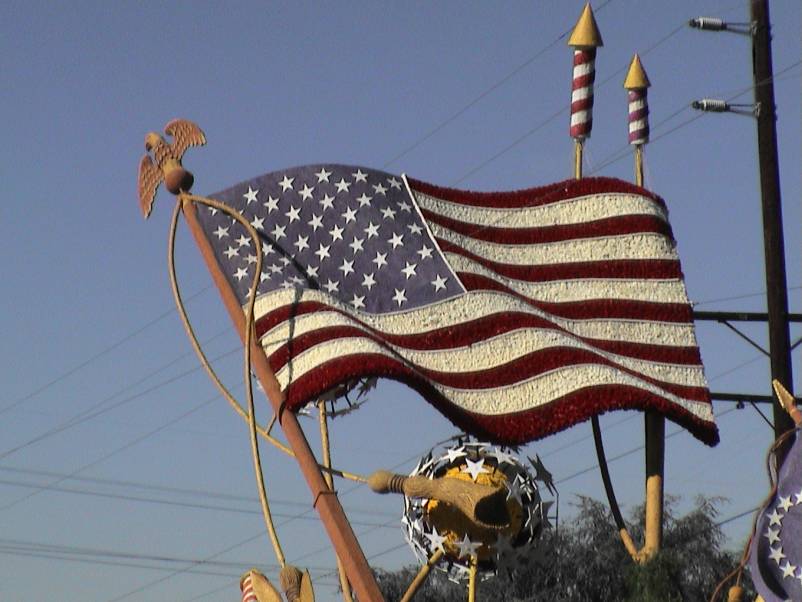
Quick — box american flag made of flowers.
[195,165,717,445]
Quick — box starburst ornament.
[399,437,557,583]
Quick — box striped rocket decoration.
[568,3,604,140]
[624,54,651,145]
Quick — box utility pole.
[691,0,795,463]
[750,0,795,457]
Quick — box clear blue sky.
[1,1,800,600]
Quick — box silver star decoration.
[423,527,447,553]
[461,458,488,481]
[529,455,557,496]
[444,446,467,464]
[455,534,480,559]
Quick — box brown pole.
[750,0,795,463]
[180,200,384,602]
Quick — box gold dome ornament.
[623,54,651,90]
[567,3,603,49]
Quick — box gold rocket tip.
[624,54,651,89]
[568,3,604,48]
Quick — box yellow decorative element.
[568,3,603,48]
[424,465,523,562]
[138,119,205,218]
[772,379,801,425]
[726,585,744,602]
[280,566,315,602]
[624,54,651,89]
[468,554,478,602]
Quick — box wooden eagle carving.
[138,119,206,218]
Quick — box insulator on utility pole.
[689,17,727,30]
[692,98,730,112]
[688,16,753,35]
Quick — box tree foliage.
[375,496,755,602]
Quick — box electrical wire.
[380,0,616,170]
[0,285,212,417]
[0,344,242,463]
[0,465,398,518]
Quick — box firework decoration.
[373,438,556,584]
[624,53,651,189]
[568,3,603,161]
[624,54,651,146]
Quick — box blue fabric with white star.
[748,429,802,601]
[196,165,465,313]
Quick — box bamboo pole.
[400,548,444,602]
[318,401,354,602]
[468,554,478,602]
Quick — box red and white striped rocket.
[568,4,604,140]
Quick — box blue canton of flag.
[749,430,802,601]
[197,165,464,313]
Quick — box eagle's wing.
[299,569,315,602]
[138,154,162,219]
[164,119,206,161]
[248,571,283,602]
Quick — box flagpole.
[180,198,385,602]
[625,53,664,561]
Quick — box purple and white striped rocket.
[628,88,649,145]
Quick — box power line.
[0,464,397,518]
[0,537,337,577]
[453,15,688,185]
[0,285,212,417]
[380,0,616,170]
[590,58,802,175]
[555,406,739,486]
[694,285,802,307]
[0,477,397,527]
[0,343,241,464]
